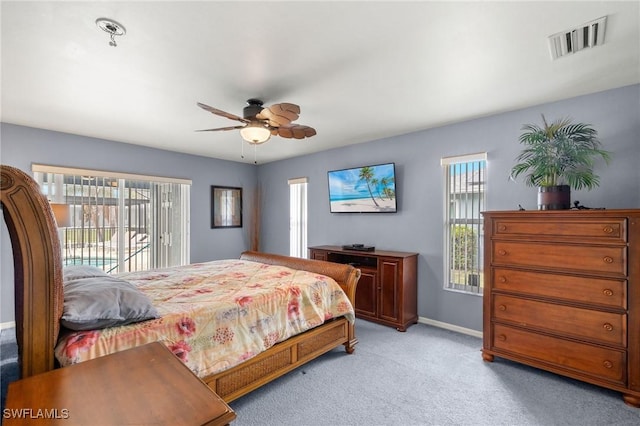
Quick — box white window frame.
[441,152,487,295]
[289,177,308,258]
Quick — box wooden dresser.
[309,245,418,331]
[481,209,640,407]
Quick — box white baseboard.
[0,321,16,330]
[418,316,482,339]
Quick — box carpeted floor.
[2,320,640,425]
[1,327,19,412]
[228,320,640,425]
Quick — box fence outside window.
[34,164,190,273]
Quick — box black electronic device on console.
[341,244,375,252]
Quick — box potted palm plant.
[510,115,611,210]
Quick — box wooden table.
[3,342,236,425]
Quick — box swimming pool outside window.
[33,164,191,273]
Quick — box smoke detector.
[548,16,607,60]
[96,18,126,47]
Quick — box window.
[441,153,487,294]
[289,177,308,258]
[33,164,191,273]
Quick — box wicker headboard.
[240,250,361,302]
[0,165,64,378]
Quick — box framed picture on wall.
[211,186,242,228]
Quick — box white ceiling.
[2,1,639,164]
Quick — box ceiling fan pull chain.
[241,138,245,160]
[253,144,258,164]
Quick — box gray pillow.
[61,276,159,331]
[63,265,108,281]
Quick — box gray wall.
[257,84,640,332]
[1,84,638,328]
[0,124,258,323]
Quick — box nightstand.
[4,342,236,425]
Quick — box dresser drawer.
[492,241,627,276]
[493,218,626,242]
[492,294,626,346]
[492,268,627,309]
[492,324,626,384]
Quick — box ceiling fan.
[197,99,317,145]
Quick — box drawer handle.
[603,226,614,234]
[498,249,507,256]
[603,289,614,297]
[603,323,613,332]
[603,256,614,264]
[498,304,507,311]
[497,334,506,342]
[499,276,507,283]
[498,225,507,232]
[603,360,613,369]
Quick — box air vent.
[548,16,607,60]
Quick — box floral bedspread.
[54,259,354,378]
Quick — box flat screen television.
[328,163,397,213]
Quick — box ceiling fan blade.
[197,102,248,123]
[196,125,245,132]
[256,103,301,126]
[275,124,317,139]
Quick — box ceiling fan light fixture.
[240,122,271,144]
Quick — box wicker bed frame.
[0,164,360,402]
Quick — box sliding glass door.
[34,165,190,273]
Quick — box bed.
[0,164,360,402]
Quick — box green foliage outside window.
[452,225,477,270]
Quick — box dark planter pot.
[468,273,479,287]
[538,185,571,210]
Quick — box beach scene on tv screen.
[329,164,396,212]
